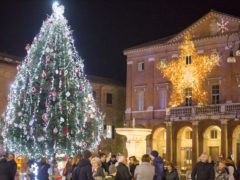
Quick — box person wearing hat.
[72,150,94,180]
[150,150,165,180]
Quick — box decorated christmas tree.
[2,2,104,158]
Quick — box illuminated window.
[106,93,113,105]
[210,130,218,139]
[159,89,167,109]
[186,55,192,65]
[212,85,220,104]
[138,62,144,71]
[137,91,144,111]
[184,88,192,106]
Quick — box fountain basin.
[116,128,152,161]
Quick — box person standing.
[115,156,131,180]
[63,158,73,180]
[134,154,155,180]
[129,156,139,178]
[215,161,229,180]
[0,155,10,180]
[92,157,105,180]
[191,153,215,180]
[7,153,17,180]
[108,155,117,176]
[165,162,179,180]
[100,153,109,175]
[37,158,51,180]
[73,150,94,180]
[150,150,165,180]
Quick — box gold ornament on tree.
[156,34,219,107]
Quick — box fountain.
[115,118,152,160]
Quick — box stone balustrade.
[168,103,240,120]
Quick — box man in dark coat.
[72,150,94,180]
[100,153,109,175]
[151,150,165,180]
[191,152,215,180]
[115,156,131,180]
[0,156,11,180]
[37,157,50,180]
[7,153,17,180]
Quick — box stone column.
[166,121,173,162]
[221,119,228,158]
[126,60,133,126]
[192,121,199,166]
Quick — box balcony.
[168,103,240,121]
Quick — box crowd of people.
[1,150,240,180]
[61,150,177,180]
[191,152,240,180]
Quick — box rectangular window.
[106,93,113,105]
[212,85,220,104]
[186,55,192,65]
[211,130,218,139]
[137,62,144,71]
[159,89,167,109]
[137,91,144,111]
[185,88,192,106]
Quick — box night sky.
[1,0,240,84]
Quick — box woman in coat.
[165,162,179,180]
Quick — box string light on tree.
[156,34,219,107]
[2,2,104,158]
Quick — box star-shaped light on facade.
[156,34,219,107]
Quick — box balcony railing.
[168,103,240,118]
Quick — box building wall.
[90,80,126,154]
[0,62,18,114]
[124,12,240,167]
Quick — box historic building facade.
[124,10,240,168]
[0,53,125,154]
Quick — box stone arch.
[232,125,240,162]
[203,125,221,162]
[176,126,192,168]
[152,127,167,158]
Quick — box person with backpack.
[150,150,165,180]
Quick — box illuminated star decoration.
[156,34,219,107]
[217,18,229,34]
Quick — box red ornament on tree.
[45,55,51,62]
[58,70,62,76]
[63,127,68,135]
[42,113,47,122]
[25,44,30,51]
[32,87,36,93]
[42,70,47,78]
[52,90,57,101]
